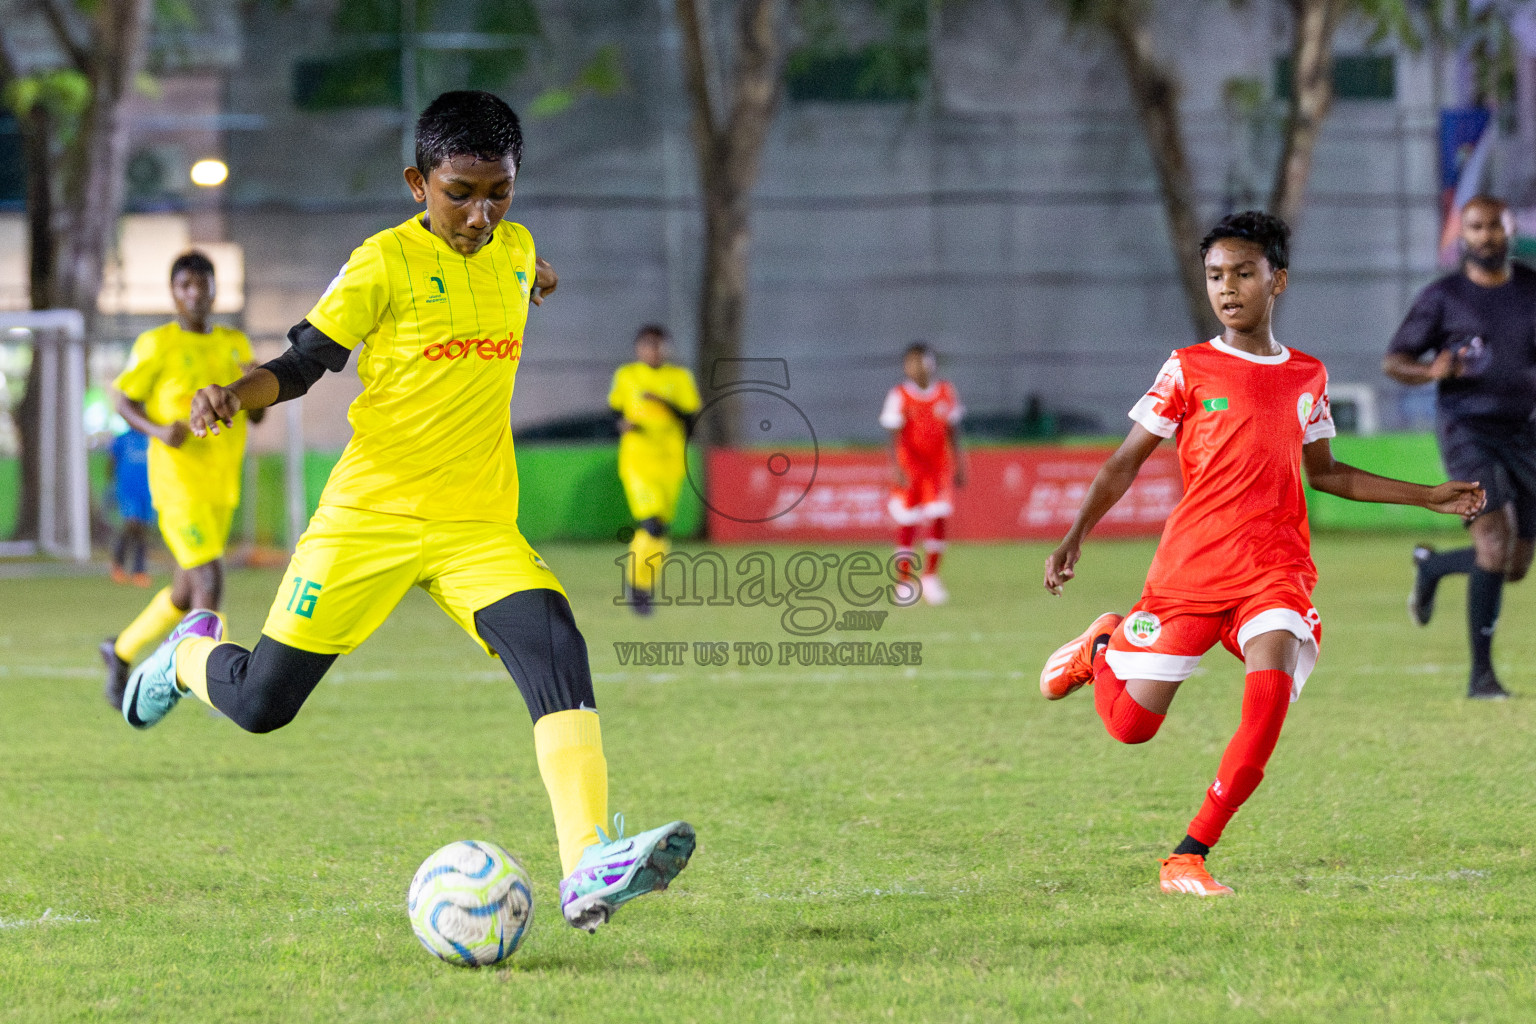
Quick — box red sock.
[1187,669,1292,847]
[924,518,947,575]
[1092,649,1165,744]
[895,526,918,580]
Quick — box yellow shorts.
[619,465,686,523]
[157,502,235,569]
[261,504,565,656]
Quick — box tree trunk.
[1105,9,1221,342]
[4,0,151,541]
[674,0,784,444]
[24,105,55,310]
[1270,0,1343,227]
[700,189,751,424]
[57,0,151,323]
[10,103,57,540]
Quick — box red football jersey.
[1129,339,1335,603]
[880,380,963,471]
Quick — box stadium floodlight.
[0,310,89,562]
[190,158,229,187]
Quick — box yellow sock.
[628,531,650,591]
[534,709,608,875]
[175,636,224,705]
[652,533,671,591]
[630,530,669,593]
[114,587,183,663]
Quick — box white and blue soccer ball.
[407,840,534,967]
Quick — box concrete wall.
[23,0,1447,449]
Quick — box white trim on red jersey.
[1208,337,1291,365]
[879,379,965,429]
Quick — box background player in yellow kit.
[609,324,701,614]
[118,91,694,934]
[101,252,260,709]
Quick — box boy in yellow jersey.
[119,91,695,933]
[609,324,701,614]
[101,252,261,709]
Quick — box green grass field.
[1,537,1533,1022]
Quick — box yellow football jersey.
[609,362,701,473]
[113,322,252,509]
[305,215,537,524]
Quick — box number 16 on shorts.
[285,576,323,619]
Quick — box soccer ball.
[407,840,534,967]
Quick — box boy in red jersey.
[881,342,966,605]
[1038,211,1485,896]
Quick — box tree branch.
[1103,4,1219,340]
[675,0,722,148]
[722,0,783,192]
[1270,0,1345,226]
[38,0,92,73]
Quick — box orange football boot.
[110,565,129,585]
[1039,612,1122,699]
[131,572,152,588]
[1159,853,1233,896]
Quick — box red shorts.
[1104,582,1322,701]
[889,470,953,525]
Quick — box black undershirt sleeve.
[261,319,353,403]
[655,398,698,437]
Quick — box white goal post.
[0,309,90,562]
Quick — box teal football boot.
[559,815,695,933]
[122,610,224,729]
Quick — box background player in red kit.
[1038,212,1485,896]
[881,342,966,605]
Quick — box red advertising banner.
[705,445,1182,543]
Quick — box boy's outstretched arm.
[1044,424,1163,594]
[188,370,278,438]
[190,320,351,437]
[1302,438,1485,519]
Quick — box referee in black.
[1384,194,1536,700]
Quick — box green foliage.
[1222,75,1266,117]
[1,538,1534,1020]
[528,44,627,119]
[3,69,91,120]
[1442,0,1519,107]
[1353,0,1424,49]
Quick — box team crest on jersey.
[1124,611,1161,648]
[1297,392,1315,428]
[319,265,346,301]
[425,274,447,304]
[516,270,530,298]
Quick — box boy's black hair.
[415,90,524,175]
[169,250,215,283]
[1199,210,1290,271]
[905,341,932,358]
[635,324,669,342]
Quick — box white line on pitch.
[0,908,96,929]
